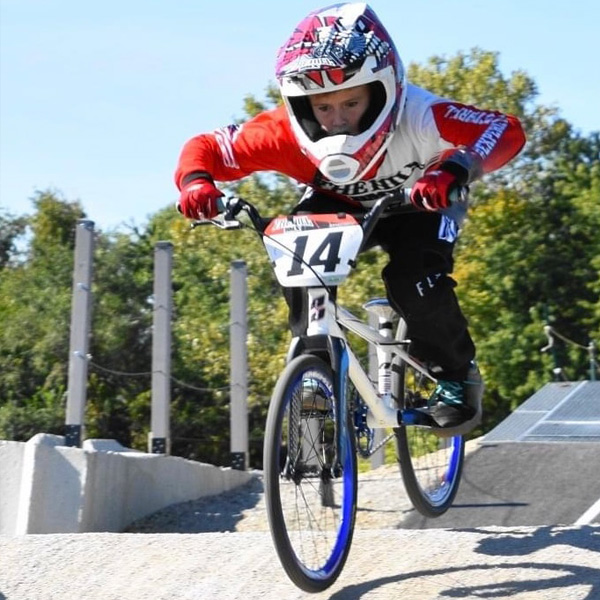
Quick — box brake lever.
[189,196,239,229]
[191,215,242,230]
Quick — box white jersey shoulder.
[377,84,455,183]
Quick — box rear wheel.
[393,322,464,517]
[264,354,357,592]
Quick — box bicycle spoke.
[264,355,357,592]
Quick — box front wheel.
[393,323,465,517]
[264,354,357,593]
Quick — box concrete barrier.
[0,434,254,535]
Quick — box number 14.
[286,231,343,277]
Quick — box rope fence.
[542,324,598,381]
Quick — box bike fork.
[329,336,352,476]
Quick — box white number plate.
[263,214,364,287]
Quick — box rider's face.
[308,84,370,135]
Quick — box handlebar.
[193,192,399,235]
[192,185,469,232]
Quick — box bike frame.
[291,286,437,432]
[201,192,447,434]
[196,193,467,591]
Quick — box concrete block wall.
[0,434,254,535]
[0,440,26,534]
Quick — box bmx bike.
[194,189,469,592]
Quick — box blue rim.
[317,431,355,578]
[427,434,464,506]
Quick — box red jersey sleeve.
[430,102,526,178]
[174,106,316,189]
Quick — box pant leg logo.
[415,272,442,297]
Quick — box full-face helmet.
[276,3,406,184]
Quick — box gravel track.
[2,460,599,599]
[2,525,598,600]
[124,465,416,534]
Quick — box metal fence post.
[149,241,173,454]
[65,220,95,447]
[230,260,248,470]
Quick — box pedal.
[401,407,437,427]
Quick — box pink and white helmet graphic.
[276,3,406,184]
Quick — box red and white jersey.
[175,84,525,206]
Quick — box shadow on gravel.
[329,562,600,599]
[470,525,600,556]
[123,477,264,533]
[330,526,600,599]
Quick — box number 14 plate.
[263,214,364,287]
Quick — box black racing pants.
[283,193,475,382]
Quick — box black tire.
[393,322,465,517]
[264,354,357,592]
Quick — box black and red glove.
[410,170,458,211]
[177,179,224,219]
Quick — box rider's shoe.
[301,380,329,412]
[429,362,484,437]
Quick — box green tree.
[406,49,599,430]
[455,131,599,428]
[0,191,84,439]
[2,49,597,466]
[84,225,156,446]
[0,191,158,446]
[0,210,27,268]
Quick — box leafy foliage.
[0,50,598,466]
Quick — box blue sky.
[1,1,598,231]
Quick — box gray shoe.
[429,363,484,437]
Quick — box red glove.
[410,170,458,211]
[177,179,224,219]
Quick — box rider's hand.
[177,179,224,219]
[410,170,458,211]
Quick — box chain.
[368,430,397,457]
[357,427,396,458]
